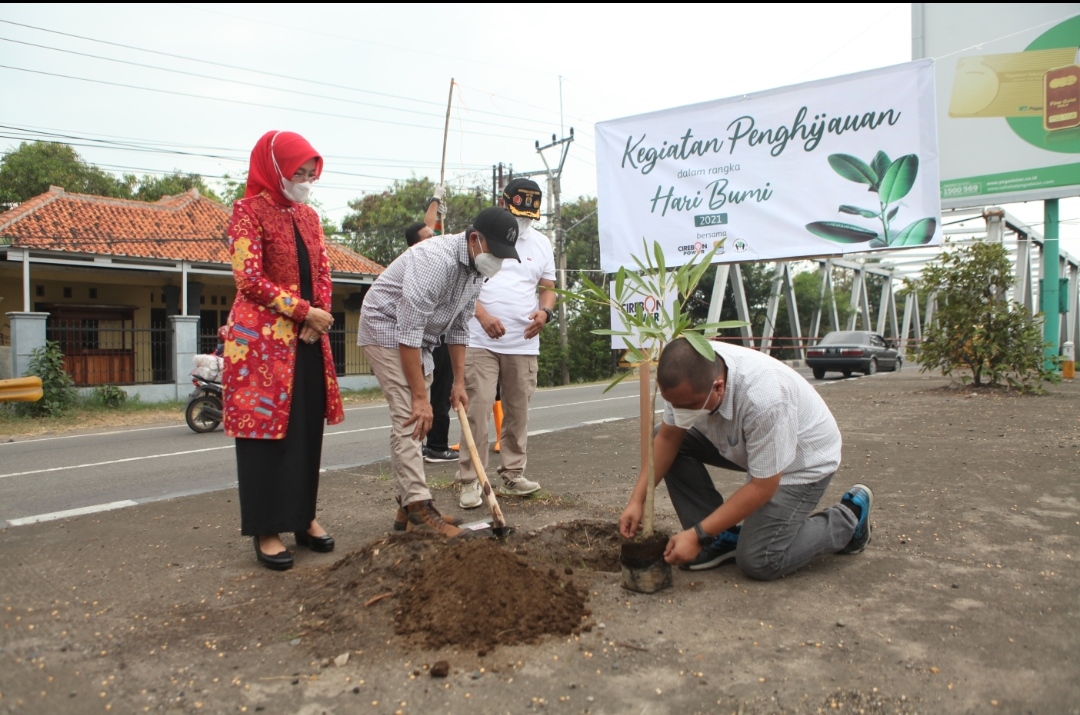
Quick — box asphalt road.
[0,366,833,528]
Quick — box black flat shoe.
[253,536,294,571]
[294,530,335,553]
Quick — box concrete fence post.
[170,315,200,400]
[6,312,49,378]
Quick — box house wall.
[2,263,375,389]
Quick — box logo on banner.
[733,239,748,254]
[676,241,707,257]
[622,295,661,321]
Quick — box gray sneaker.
[498,476,541,497]
[459,480,483,509]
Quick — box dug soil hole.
[293,519,621,655]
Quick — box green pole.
[1042,199,1060,368]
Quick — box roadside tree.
[911,241,1057,391]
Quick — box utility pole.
[535,129,574,385]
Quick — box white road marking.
[8,500,138,526]
[0,423,184,446]
[0,446,234,480]
[531,395,636,410]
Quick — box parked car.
[805,330,901,379]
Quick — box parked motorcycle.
[185,375,223,433]
[186,351,224,433]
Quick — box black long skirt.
[235,340,326,535]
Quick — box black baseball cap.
[502,178,542,219]
[471,207,520,262]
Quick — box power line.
[0,19,568,128]
[0,63,544,142]
[0,123,493,171]
[0,35,562,137]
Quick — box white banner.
[595,60,942,272]
[913,5,1080,207]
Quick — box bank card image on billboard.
[914,6,1080,207]
[595,60,942,272]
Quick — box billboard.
[595,61,941,272]
[914,4,1080,207]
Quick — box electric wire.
[0,36,563,137]
[0,64,543,142]
[0,19,570,128]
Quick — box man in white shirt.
[619,338,874,576]
[458,179,557,507]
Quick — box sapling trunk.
[640,360,656,537]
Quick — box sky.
[0,2,1077,261]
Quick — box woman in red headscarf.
[222,130,345,571]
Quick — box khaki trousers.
[363,344,433,507]
[457,348,537,484]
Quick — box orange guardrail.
[0,376,44,403]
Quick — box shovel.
[456,403,511,538]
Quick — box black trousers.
[236,340,326,535]
[426,338,453,451]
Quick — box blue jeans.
[662,427,857,581]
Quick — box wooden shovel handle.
[456,404,507,530]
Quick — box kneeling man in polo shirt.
[358,206,520,538]
[619,337,874,576]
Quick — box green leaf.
[590,328,632,336]
[601,368,634,393]
[827,154,878,186]
[696,320,750,332]
[890,217,937,247]
[805,221,879,243]
[614,268,625,302]
[871,151,892,183]
[878,154,919,205]
[683,331,715,360]
[838,205,879,219]
[686,248,717,294]
[887,205,899,221]
[653,241,666,276]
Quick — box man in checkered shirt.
[359,207,520,538]
[619,337,874,575]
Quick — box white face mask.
[281,178,312,203]
[515,216,532,234]
[670,390,714,429]
[474,251,504,279]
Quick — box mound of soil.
[294,520,618,655]
[395,538,589,650]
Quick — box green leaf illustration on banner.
[839,205,879,218]
[827,154,879,187]
[890,217,937,247]
[871,151,892,185]
[807,151,936,248]
[805,221,879,243]
[878,155,919,205]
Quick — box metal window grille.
[46,318,171,386]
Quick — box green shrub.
[15,340,78,417]
[92,384,128,408]
[910,241,1060,392]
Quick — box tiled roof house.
[0,187,383,385]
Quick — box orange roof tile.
[0,187,383,275]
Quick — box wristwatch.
[541,307,554,324]
[693,522,715,546]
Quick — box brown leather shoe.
[393,498,462,532]
[404,500,470,538]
